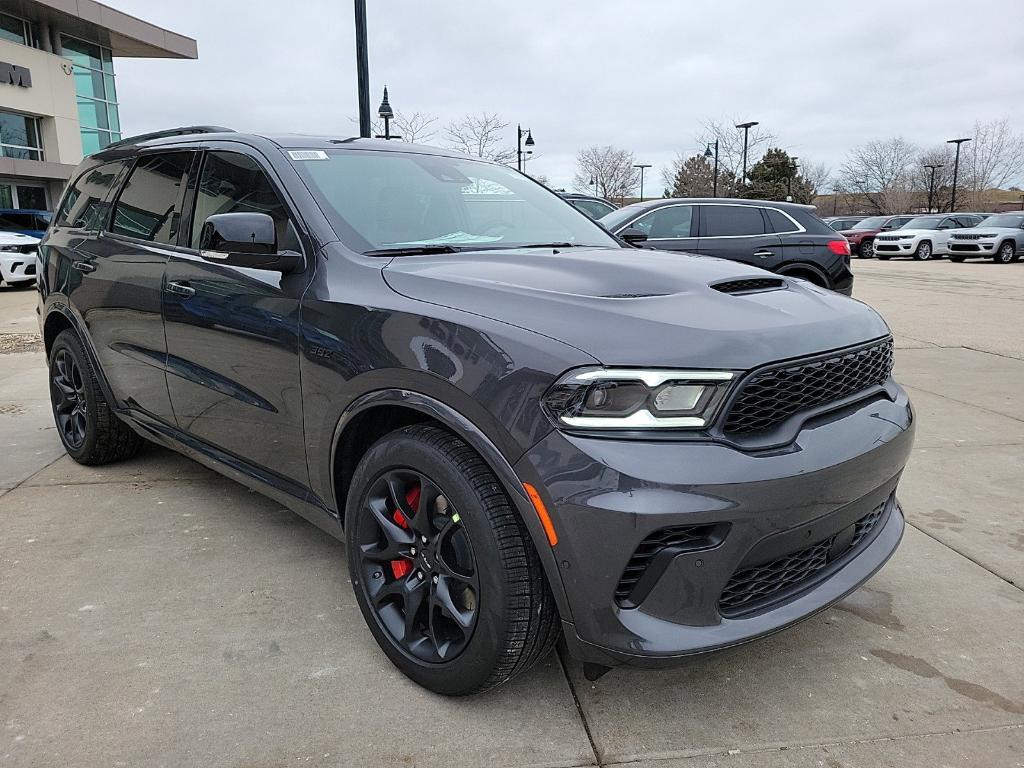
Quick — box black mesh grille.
[712,278,786,294]
[719,502,887,616]
[615,524,720,605]
[723,339,893,435]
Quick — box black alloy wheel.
[355,468,479,663]
[51,346,87,450]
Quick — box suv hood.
[383,247,888,369]
[951,227,1020,237]
[878,228,931,237]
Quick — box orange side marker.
[523,483,558,547]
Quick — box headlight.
[0,245,21,252]
[543,368,734,429]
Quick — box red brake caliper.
[389,484,420,579]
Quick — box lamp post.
[786,157,799,200]
[590,175,599,198]
[633,163,652,201]
[374,86,399,140]
[923,163,943,213]
[516,125,535,173]
[947,137,971,212]
[353,0,371,138]
[704,140,719,197]
[735,120,759,187]
[1020,193,1024,211]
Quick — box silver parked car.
[947,213,1024,263]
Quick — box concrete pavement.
[1,260,1022,767]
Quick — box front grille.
[712,278,786,294]
[615,524,722,606]
[723,338,893,435]
[874,243,900,251]
[719,502,887,616]
[952,234,989,241]
[875,235,903,242]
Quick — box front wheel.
[994,241,1016,264]
[346,424,559,695]
[913,241,932,261]
[859,240,874,259]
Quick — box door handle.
[753,250,774,258]
[165,280,196,298]
[71,260,95,273]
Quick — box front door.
[162,149,313,488]
[695,204,783,271]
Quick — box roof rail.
[105,126,236,149]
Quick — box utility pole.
[354,0,371,138]
[634,164,651,201]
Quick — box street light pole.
[704,140,719,197]
[947,137,971,213]
[633,163,651,201]
[735,120,759,188]
[353,0,371,138]
[516,125,535,173]
[923,163,942,213]
[786,156,799,200]
[590,175,599,198]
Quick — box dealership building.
[0,0,196,211]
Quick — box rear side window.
[111,152,193,244]
[189,151,299,251]
[55,162,127,229]
[702,205,766,237]
[765,208,800,234]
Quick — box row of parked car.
[823,213,1024,264]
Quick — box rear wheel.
[913,241,932,261]
[859,240,874,259]
[48,330,142,465]
[346,424,559,695]
[994,241,1016,264]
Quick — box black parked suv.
[600,198,854,294]
[38,128,914,695]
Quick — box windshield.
[902,216,942,229]
[288,149,618,253]
[979,214,1024,228]
[851,216,888,230]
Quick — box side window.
[632,205,693,238]
[572,199,614,220]
[702,205,766,237]
[190,151,299,251]
[939,218,957,229]
[111,152,192,244]
[55,161,127,230]
[765,208,799,234]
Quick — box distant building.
[0,0,196,209]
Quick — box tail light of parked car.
[827,239,851,258]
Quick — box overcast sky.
[112,0,1024,192]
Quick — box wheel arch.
[777,262,831,289]
[329,389,573,623]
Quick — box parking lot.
[1,259,1022,767]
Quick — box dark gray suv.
[37,128,915,695]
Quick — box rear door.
[162,147,313,488]
[695,204,782,270]
[628,203,697,252]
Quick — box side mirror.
[619,226,649,245]
[199,212,301,272]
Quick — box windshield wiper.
[364,245,460,257]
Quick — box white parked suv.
[872,214,983,261]
[0,232,40,287]
[948,213,1024,264]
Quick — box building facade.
[0,0,196,210]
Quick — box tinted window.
[765,208,799,234]
[571,198,615,220]
[111,152,192,243]
[632,205,694,238]
[55,161,127,229]
[190,152,298,250]
[702,205,766,237]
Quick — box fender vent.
[712,278,786,294]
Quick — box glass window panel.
[61,36,103,70]
[73,66,106,99]
[0,111,37,148]
[0,13,27,45]
[702,205,767,237]
[112,152,192,244]
[2,146,41,160]
[103,74,117,102]
[101,46,113,72]
[16,186,47,210]
[0,184,13,209]
[80,130,105,156]
[107,105,120,134]
[56,161,127,229]
[633,205,694,238]
[77,99,109,130]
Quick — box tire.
[859,240,874,259]
[48,329,143,465]
[913,241,932,261]
[994,241,1015,264]
[345,424,560,695]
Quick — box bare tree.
[696,119,776,195]
[444,113,515,165]
[573,145,639,201]
[962,118,1024,210]
[800,161,832,200]
[913,145,955,212]
[838,137,919,214]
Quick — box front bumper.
[0,251,37,284]
[949,241,996,255]
[874,239,915,254]
[518,384,914,667]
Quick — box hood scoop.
[711,277,787,295]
